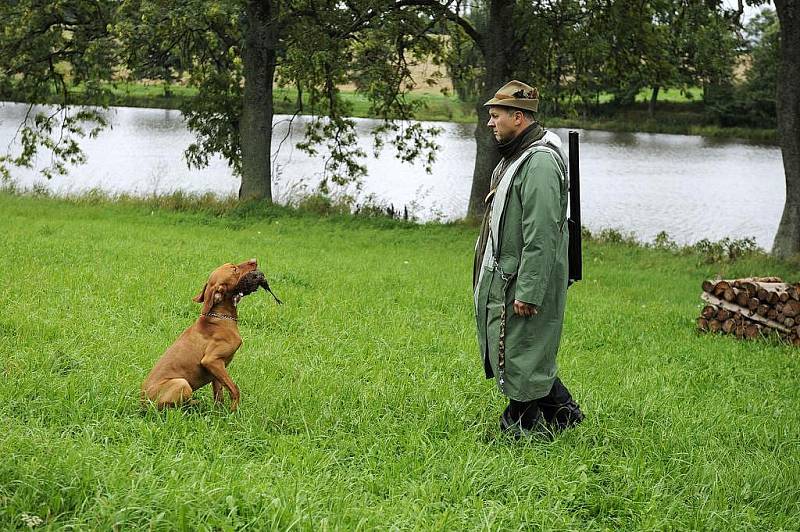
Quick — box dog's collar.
[202,312,238,322]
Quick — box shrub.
[688,236,761,263]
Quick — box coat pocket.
[487,266,518,305]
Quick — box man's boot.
[500,399,552,440]
[536,377,584,432]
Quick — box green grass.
[1,192,798,530]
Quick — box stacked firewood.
[697,277,800,346]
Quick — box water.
[0,102,785,248]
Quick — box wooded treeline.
[0,0,796,256]
[446,1,777,127]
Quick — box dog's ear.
[195,282,225,314]
[193,283,207,304]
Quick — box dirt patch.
[338,59,453,95]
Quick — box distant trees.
[440,0,745,217]
[746,8,780,119]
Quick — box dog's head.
[193,259,259,314]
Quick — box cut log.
[735,280,759,297]
[697,317,709,331]
[723,287,737,302]
[701,292,791,333]
[789,285,800,301]
[722,319,736,334]
[744,323,761,339]
[709,319,722,333]
[735,324,746,338]
[701,305,717,319]
[716,308,733,321]
[757,287,769,302]
[767,308,779,320]
[784,300,800,318]
[785,318,796,328]
[736,289,750,307]
[702,280,716,293]
[750,276,784,283]
[748,297,760,311]
[752,283,790,303]
[768,291,779,305]
[757,304,769,317]
[713,281,732,297]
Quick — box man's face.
[487,107,523,143]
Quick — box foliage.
[0,0,445,195]
[688,236,762,263]
[652,230,679,251]
[447,0,739,114]
[588,228,764,265]
[0,0,118,179]
[746,9,780,105]
[734,8,780,127]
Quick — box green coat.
[474,131,569,401]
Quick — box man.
[473,80,584,439]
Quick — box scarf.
[472,122,546,289]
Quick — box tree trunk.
[239,0,278,202]
[296,81,303,113]
[648,85,659,117]
[772,0,800,257]
[466,0,515,219]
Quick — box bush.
[687,236,762,263]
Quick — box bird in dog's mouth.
[232,270,283,307]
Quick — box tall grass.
[1,192,798,530]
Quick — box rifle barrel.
[568,131,582,283]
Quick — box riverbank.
[1,191,798,529]
[2,82,777,143]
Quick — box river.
[0,102,785,248]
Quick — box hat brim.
[483,97,539,113]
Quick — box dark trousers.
[508,377,580,427]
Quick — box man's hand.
[513,300,538,317]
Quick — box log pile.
[697,277,800,346]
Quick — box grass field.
[1,192,798,529]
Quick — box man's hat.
[483,80,539,113]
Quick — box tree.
[0,0,442,202]
[0,0,118,180]
[115,0,445,200]
[408,0,540,218]
[745,8,779,115]
[772,0,800,257]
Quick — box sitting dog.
[142,258,261,410]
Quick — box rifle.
[567,131,582,287]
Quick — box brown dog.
[142,259,259,410]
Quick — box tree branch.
[392,0,483,51]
